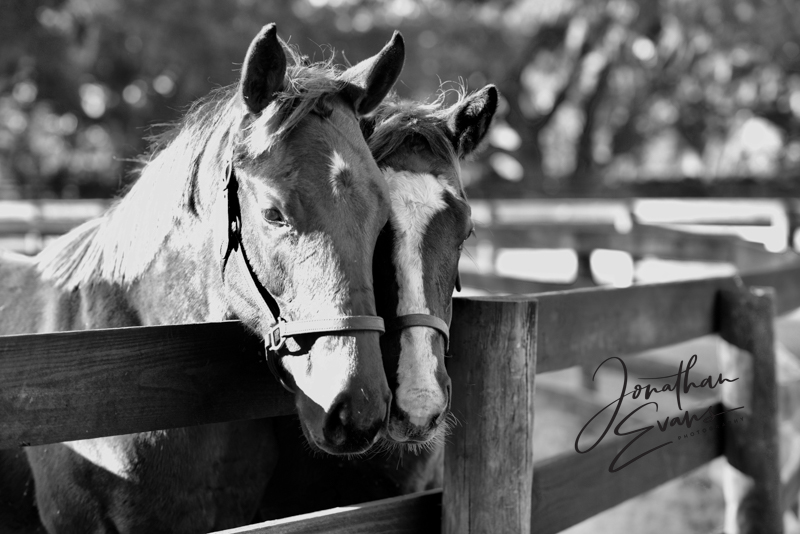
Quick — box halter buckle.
[267,319,287,353]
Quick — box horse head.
[367,85,498,444]
[217,25,404,454]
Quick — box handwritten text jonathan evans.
[574,355,743,472]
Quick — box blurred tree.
[1,0,800,199]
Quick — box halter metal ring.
[267,319,288,352]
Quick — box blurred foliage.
[2,0,800,199]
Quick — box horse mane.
[38,44,345,290]
[363,84,467,174]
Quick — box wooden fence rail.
[0,322,293,449]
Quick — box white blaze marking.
[281,337,352,413]
[383,169,457,425]
[329,150,349,197]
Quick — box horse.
[0,24,404,533]
[258,84,499,520]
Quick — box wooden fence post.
[443,297,537,534]
[717,285,782,534]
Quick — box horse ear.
[240,23,287,115]
[340,31,405,116]
[448,85,498,157]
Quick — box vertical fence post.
[717,285,782,534]
[443,297,537,534]
[575,252,597,392]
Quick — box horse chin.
[280,333,391,455]
[385,417,445,445]
[296,416,382,456]
[385,385,452,445]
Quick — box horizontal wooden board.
[3,265,799,448]
[457,272,590,295]
[532,277,730,373]
[215,489,442,534]
[531,405,725,534]
[0,321,294,448]
[527,263,800,373]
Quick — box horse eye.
[262,208,285,225]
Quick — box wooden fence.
[3,200,800,532]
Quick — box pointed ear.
[340,31,405,116]
[240,23,287,115]
[448,85,498,157]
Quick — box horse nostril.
[323,400,350,448]
[383,394,392,425]
[322,391,390,452]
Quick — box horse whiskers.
[367,416,453,458]
[444,410,460,429]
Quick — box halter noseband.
[385,313,451,356]
[220,143,385,392]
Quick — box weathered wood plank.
[533,276,732,373]
[457,272,590,295]
[528,263,800,374]
[530,406,725,534]
[214,490,441,534]
[0,321,294,449]
[444,298,537,534]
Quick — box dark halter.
[385,313,450,355]
[219,142,386,392]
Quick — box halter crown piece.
[219,141,385,392]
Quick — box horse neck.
[125,219,227,326]
[112,119,232,326]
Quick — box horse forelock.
[365,93,467,196]
[37,47,352,291]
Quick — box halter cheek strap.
[267,316,387,352]
[385,313,451,355]
[220,144,385,392]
